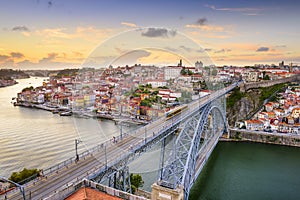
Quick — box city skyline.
[0,0,300,69]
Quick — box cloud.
[15,52,79,69]
[112,50,151,66]
[275,45,287,48]
[214,49,231,53]
[196,18,208,26]
[0,54,15,67]
[256,47,269,52]
[72,51,84,57]
[186,17,228,32]
[204,48,213,52]
[39,53,58,63]
[48,1,53,8]
[179,45,192,52]
[243,13,263,16]
[11,26,30,32]
[186,24,225,32]
[141,28,176,38]
[205,4,263,15]
[164,46,179,52]
[206,4,263,12]
[36,28,70,38]
[10,52,24,58]
[0,52,24,66]
[121,22,137,28]
[0,55,10,61]
[35,26,112,43]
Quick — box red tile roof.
[65,187,122,200]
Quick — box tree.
[180,68,187,75]
[262,71,266,78]
[9,168,40,184]
[145,83,152,88]
[263,75,270,80]
[130,173,144,193]
[22,86,34,92]
[140,99,152,107]
[211,68,218,76]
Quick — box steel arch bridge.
[158,96,227,199]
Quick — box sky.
[0,0,300,69]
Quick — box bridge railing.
[15,119,152,187]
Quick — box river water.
[189,142,300,200]
[0,77,125,178]
[1,77,300,199]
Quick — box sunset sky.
[0,0,300,69]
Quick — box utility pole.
[105,144,107,169]
[119,120,124,140]
[75,139,82,162]
[145,126,147,143]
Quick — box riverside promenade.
[225,128,300,147]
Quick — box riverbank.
[14,101,148,125]
[0,79,18,87]
[223,128,300,147]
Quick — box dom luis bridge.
[1,81,241,200]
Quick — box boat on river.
[59,111,72,116]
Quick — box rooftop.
[65,187,122,200]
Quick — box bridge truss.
[87,83,235,197]
[158,95,227,199]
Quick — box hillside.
[226,83,286,126]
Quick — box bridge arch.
[159,99,227,199]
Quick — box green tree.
[9,168,39,183]
[145,83,152,88]
[140,99,152,107]
[211,68,218,76]
[180,68,187,75]
[130,173,144,193]
[262,71,266,78]
[22,86,34,92]
[227,87,245,108]
[263,74,270,80]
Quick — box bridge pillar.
[151,183,184,200]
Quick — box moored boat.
[59,111,72,116]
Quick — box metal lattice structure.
[89,83,239,196]
[158,96,227,199]
[108,166,132,193]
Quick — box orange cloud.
[186,24,225,32]
[121,22,138,28]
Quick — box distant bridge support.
[151,182,184,200]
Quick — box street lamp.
[75,139,82,162]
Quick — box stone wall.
[240,74,300,92]
[228,129,300,147]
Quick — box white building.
[146,79,167,88]
[164,66,181,80]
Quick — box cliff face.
[227,89,260,126]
